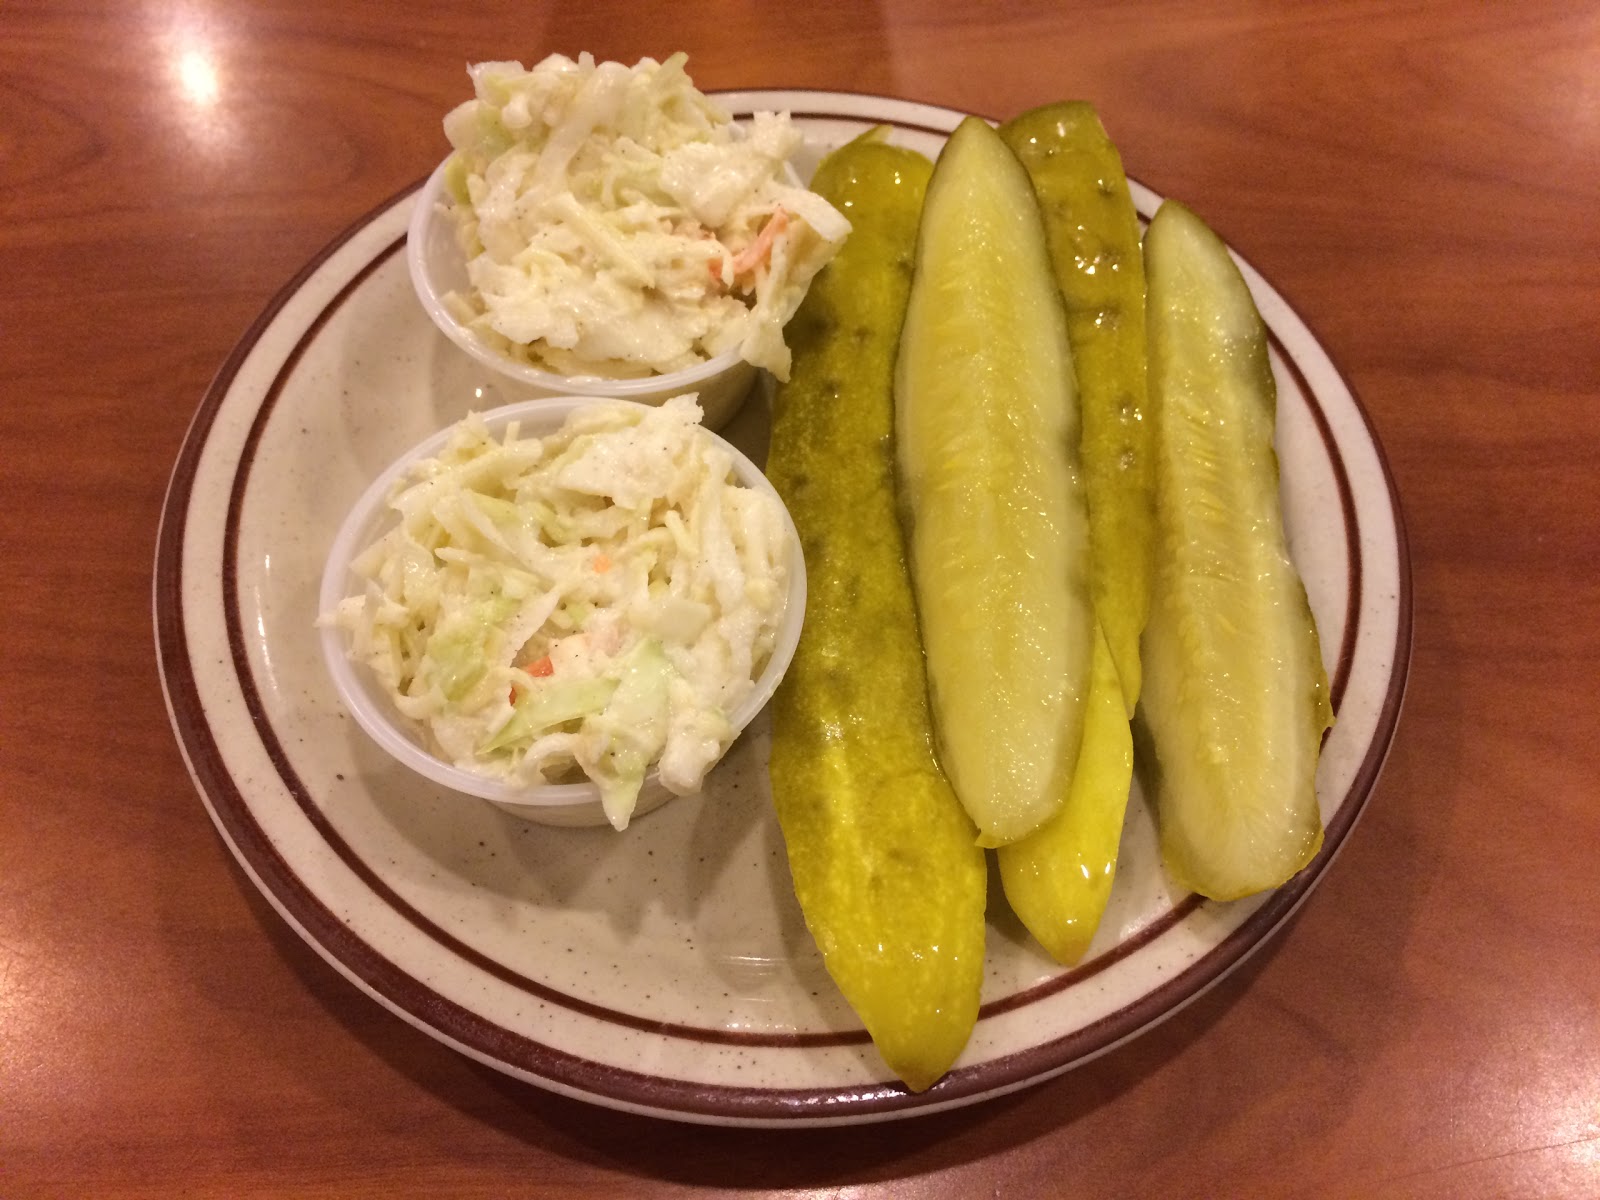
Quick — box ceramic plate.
[154,91,1411,1127]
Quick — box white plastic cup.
[318,396,806,827]
[406,160,759,431]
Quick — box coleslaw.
[438,52,851,381]
[322,395,793,830]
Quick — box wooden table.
[6,2,1598,1195]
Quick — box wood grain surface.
[4,1,1599,1196]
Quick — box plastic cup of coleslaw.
[407,159,760,430]
[318,395,806,828]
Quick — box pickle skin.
[998,620,1133,965]
[1140,199,1334,903]
[895,116,1096,849]
[766,129,986,1093]
[1000,102,1155,715]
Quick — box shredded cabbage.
[326,395,792,829]
[438,52,850,381]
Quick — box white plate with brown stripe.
[154,91,1411,1127]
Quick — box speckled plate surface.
[153,91,1411,1127]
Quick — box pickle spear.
[1000,102,1154,714]
[766,129,986,1092]
[992,102,1148,958]
[895,116,1095,848]
[1140,200,1333,902]
[997,620,1132,964]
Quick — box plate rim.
[153,89,1413,1126]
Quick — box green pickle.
[895,116,1095,849]
[1140,200,1334,902]
[1000,102,1154,714]
[991,102,1149,959]
[766,129,987,1092]
[997,621,1133,964]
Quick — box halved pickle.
[1140,200,1333,902]
[894,116,1095,848]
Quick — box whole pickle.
[990,102,1149,959]
[766,129,987,1092]
[1001,102,1154,713]
[997,620,1132,964]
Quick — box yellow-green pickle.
[894,116,1095,849]
[765,129,986,1092]
[1140,199,1333,901]
[991,102,1149,961]
[1000,101,1155,715]
[997,621,1132,964]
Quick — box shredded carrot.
[593,552,612,574]
[510,654,555,701]
[731,207,789,276]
